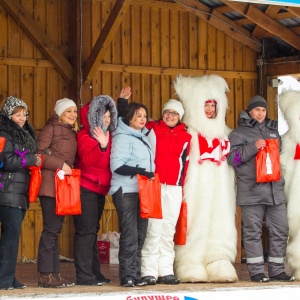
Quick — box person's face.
[60,106,78,125]
[103,110,111,130]
[11,108,27,128]
[130,108,147,130]
[204,102,216,119]
[249,107,267,123]
[162,109,180,127]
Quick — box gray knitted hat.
[247,95,267,112]
[2,96,28,118]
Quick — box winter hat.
[88,95,117,135]
[1,96,28,118]
[54,98,77,117]
[247,95,267,112]
[162,99,185,120]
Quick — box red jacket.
[76,101,113,195]
[146,120,191,186]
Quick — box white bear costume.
[279,90,300,280]
[174,75,238,283]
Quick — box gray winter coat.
[227,110,285,206]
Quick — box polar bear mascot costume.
[279,90,300,280]
[173,74,238,283]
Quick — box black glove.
[140,170,154,179]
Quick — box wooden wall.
[0,0,259,261]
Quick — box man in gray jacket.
[227,95,294,283]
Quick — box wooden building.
[0,0,299,263]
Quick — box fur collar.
[0,112,38,153]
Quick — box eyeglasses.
[163,110,179,117]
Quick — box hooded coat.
[76,95,117,195]
[0,112,38,209]
[173,75,238,283]
[279,90,300,279]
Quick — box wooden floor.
[0,262,299,298]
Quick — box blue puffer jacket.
[109,117,155,195]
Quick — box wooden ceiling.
[1,0,300,87]
[173,0,300,58]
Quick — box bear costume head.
[279,90,300,141]
[174,74,229,139]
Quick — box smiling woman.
[36,98,78,288]
[0,96,39,290]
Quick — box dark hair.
[123,102,148,126]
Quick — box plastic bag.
[174,201,187,245]
[97,231,120,264]
[256,139,280,182]
[55,169,81,215]
[137,173,162,219]
[28,155,44,202]
[0,137,6,152]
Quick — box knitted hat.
[1,96,28,117]
[162,99,184,120]
[247,95,267,112]
[54,98,77,117]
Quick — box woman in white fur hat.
[37,98,78,288]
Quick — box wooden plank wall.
[0,0,259,260]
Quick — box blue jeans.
[0,205,25,288]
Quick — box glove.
[140,170,154,179]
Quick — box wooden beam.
[97,63,258,79]
[82,0,132,83]
[252,5,280,39]
[223,0,300,50]
[0,58,258,79]
[265,55,300,77]
[68,0,83,103]
[173,0,261,52]
[286,6,300,18]
[0,0,73,83]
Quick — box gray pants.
[241,203,288,277]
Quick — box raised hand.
[94,126,109,148]
[119,86,132,99]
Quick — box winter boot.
[38,272,64,288]
[54,273,75,287]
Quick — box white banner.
[4,286,300,300]
[228,0,300,6]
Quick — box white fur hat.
[54,98,77,117]
[162,99,184,120]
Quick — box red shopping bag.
[137,173,162,219]
[256,139,280,182]
[55,169,81,215]
[28,155,44,202]
[0,137,6,152]
[174,201,187,245]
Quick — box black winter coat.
[0,112,38,209]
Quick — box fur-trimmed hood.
[0,112,38,153]
[174,75,230,139]
[278,90,300,142]
[80,95,117,137]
